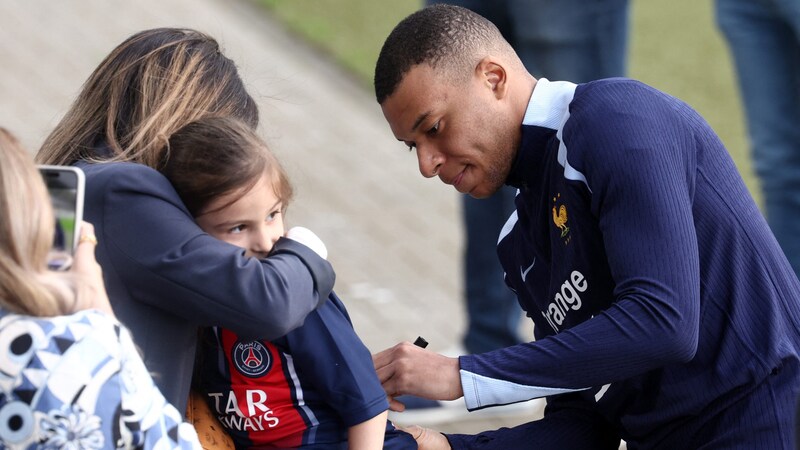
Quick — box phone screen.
[38,166,85,257]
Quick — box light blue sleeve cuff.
[460,369,586,411]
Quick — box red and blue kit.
[197,292,416,449]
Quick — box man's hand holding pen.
[372,336,464,412]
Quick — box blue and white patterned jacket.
[0,308,201,449]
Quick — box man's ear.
[476,57,508,99]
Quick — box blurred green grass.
[258,0,759,203]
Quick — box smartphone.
[38,165,85,258]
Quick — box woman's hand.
[285,226,328,259]
[71,222,114,317]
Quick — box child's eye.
[229,225,245,234]
[266,211,281,222]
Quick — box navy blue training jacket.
[453,78,800,448]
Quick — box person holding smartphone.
[35,28,334,417]
[0,127,202,448]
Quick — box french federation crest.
[552,193,570,241]
[232,340,272,378]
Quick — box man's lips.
[442,168,466,192]
[453,170,465,188]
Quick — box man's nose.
[417,145,443,178]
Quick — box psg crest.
[232,340,273,378]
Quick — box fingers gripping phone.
[38,165,85,262]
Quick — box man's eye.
[428,122,440,134]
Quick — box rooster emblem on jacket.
[552,194,570,238]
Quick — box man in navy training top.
[372,4,800,449]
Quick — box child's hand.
[286,227,328,260]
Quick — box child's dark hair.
[161,117,292,217]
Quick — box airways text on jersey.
[208,389,280,431]
[543,270,588,332]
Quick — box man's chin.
[464,180,505,199]
[454,183,480,197]
[464,186,494,199]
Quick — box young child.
[161,117,417,450]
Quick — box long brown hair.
[36,28,258,169]
[0,128,80,316]
[161,117,293,218]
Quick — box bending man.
[373,5,800,449]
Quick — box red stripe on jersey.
[208,329,308,447]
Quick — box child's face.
[196,172,285,259]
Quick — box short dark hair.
[374,4,506,104]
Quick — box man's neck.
[513,74,538,125]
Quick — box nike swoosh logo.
[520,259,536,281]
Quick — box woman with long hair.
[35,28,334,416]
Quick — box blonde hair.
[36,28,258,169]
[0,128,81,316]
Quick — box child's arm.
[347,410,388,450]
